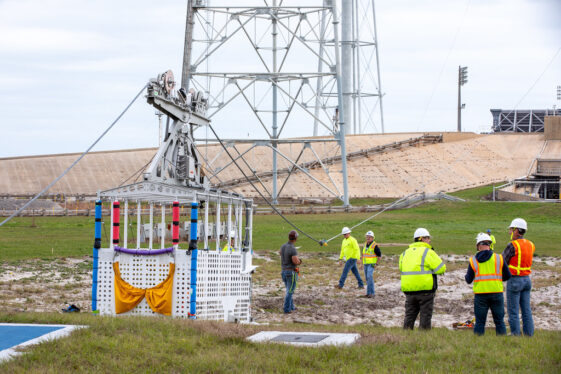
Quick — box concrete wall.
[545,116,561,140]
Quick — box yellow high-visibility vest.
[362,241,379,265]
[470,253,504,294]
[399,242,446,292]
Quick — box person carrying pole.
[360,230,381,298]
[335,227,364,290]
[280,230,302,314]
[486,229,496,250]
[502,218,535,336]
[465,233,511,335]
[400,228,446,330]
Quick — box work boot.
[334,285,343,290]
[358,285,365,289]
[358,294,369,298]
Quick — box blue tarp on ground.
[0,325,65,351]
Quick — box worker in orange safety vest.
[502,218,535,336]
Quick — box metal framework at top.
[490,109,561,133]
[182,0,385,206]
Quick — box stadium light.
[457,66,468,132]
[459,66,468,86]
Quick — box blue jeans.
[282,270,298,313]
[507,276,534,336]
[364,264,375,296]
[474,293,506,336]
[338,259,364,288]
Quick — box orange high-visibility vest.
[509,238,535,276]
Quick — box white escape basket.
[92,183,255,322]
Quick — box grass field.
[1,186,560,372]
[0,312,560,373]
[1,198,560,261]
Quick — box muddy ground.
[1,252,560,330]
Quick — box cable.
[0,84,147,228]
[206,123,322,244]
[416,0,472,131]
[323,193,415,244]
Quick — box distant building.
[491,109,561,133]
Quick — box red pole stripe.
[113,201,120,245]
[172,201,179,244]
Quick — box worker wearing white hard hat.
[399,228,446,330]
[466,233,511,335]
[502,218,535,336]
[222,230,237,252]
[360,230,382,298]
[335,227,364,290]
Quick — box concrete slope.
[0,133,545,198]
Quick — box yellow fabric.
[113,262,175,316]
[222,244,232,252]
[490,235,496,250]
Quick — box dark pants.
[474,293,507,336]
[403,292,435,330]
[281,270,298,313]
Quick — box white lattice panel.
[95,249,251,321]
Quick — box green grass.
[2,199,561,261]
[449,183,503,201]
[0,312,559,373]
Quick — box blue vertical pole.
[92,200,102,312]
[189,201,198,319]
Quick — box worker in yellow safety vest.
[465,233,511,335]
[502,218,535,336]
[335,227,364,290]
[486,229,496,250]
[399,228,446,330]
[222,230,236,252]
[360,230,382,298]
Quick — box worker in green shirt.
[486,229,496,250]
[335,227,364,290]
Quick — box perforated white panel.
[95,249,251,321]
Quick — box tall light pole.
[457,66,468,132]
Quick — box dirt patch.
[1,252,560,331]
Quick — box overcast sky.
[0,0,559,158]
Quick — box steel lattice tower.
[181,0,384,205]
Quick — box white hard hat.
[365,231,374,237]
[476,233,492,245]
[341,227,351,235]
[509,218,527,231]
[414,228,430,239]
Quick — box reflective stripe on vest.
[363,242,378,264]
[401,247,435,275]
[470,253,503,294]
[509,239,534,276]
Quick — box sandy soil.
[1,253,560,331]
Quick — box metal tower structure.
[181,0,384,205]
[340,0,385,135]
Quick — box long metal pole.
[355,0,363,133]
[457,65,462,132]
[341,0,353,135]
[351,0,357,135]
[181,0,195,90]
[333,0,350,206]
[372,0,385,133]
[272,1,279,204]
